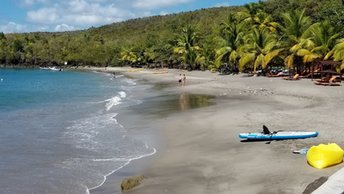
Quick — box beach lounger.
[314,76,341,86]
[300,73,312,78]
[283,74,300,80]
[314,81,341,86]
[266,72,288,78]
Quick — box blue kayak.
[239,131,319,140]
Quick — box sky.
[0,0,257,33]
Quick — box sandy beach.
[87,67,344,194]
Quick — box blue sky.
[0,0,257,33]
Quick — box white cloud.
[22,0,49,6]
[133,0,194,9]
[142,11,152,17]
[35,25,49,31]
[27,7,59,24]
[214,2,230,7]
[0,22,27,33]
[68,0,90,13]
[26,0,136,26]
[159,11,169,16]
[18,0,199,32]
[55,24,76,32]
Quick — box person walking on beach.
[182,74,186,85]
[178,74,183,85]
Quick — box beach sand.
[88,67,344,194]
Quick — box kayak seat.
[263,125,271,135]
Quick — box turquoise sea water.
[0,69,155,194]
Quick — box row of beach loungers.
[313,75,341,86]
[267,73,341,86]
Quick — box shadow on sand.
[240,139,284,144]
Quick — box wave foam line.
[104,91,127,111]
[86,147,157,193]
[105,96,121,111]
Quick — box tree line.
[1,0,344,73]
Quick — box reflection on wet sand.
[179,93,213,111]
[131,93,214,118]
[179,92,188,111]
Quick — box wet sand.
[88,67,344,194]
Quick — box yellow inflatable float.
[307,143,344,169]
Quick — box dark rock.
[121,175,144,192]
[303,176,328,194]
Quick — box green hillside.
[1,0,344,72]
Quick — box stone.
[303,176,328,194]
[121,175,144,192]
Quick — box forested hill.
[1,0,344,71]
[0,6,240,67]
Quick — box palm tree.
[144,48,156,65]
[120,49,138,65]
[173,25,201,70]
[326,38,344,70]
[238,3,262,24]
[282,9,312,71]
[255,12,280,32]
[215,14,245,70]
[238,3,278,33]
[193,45,215,71]
[239,27,283,72]
[296,21,339,64]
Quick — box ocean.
[0,68,156,194]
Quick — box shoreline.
[88,67,344,194]
[90,69,178,194]
[83,69,162,194]
[88,148,157,193]
[4,66,343,193]
[92,67,344,193]
[88,69,162,194]
[89,67,217,194]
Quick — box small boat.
[239,131,319,140]
[49,67,60,71]
[40,67,62,71]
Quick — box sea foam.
[63,110,156,194]
[87,147,156,192]
[104,91,127,111]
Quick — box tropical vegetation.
[1,0,344,73]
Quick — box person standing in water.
[178,74,182,85]
[182,74,186,85]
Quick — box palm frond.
[263,48,283,68]
[239,52,255,71]
[325,50,334,60]
[215,47,232,68]
[285,54,294,68]
[254,54,264,72]
[229,50,240,62]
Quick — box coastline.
[76,67,344,193]
[0,67,164,194]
